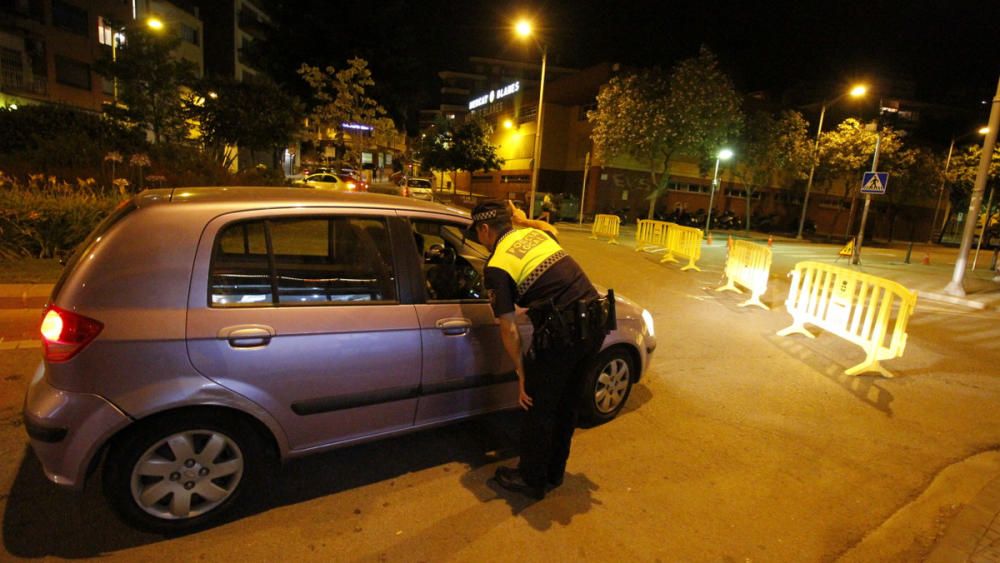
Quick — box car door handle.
[436,318,472,336]
[218,325,275,348]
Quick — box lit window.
[98,17,114,46]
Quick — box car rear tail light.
[346,181,356,191]
[40,305,103,362]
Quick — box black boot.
[493,466,545,500]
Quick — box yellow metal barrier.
[635,219,670,252]
[590,214,620,244]
[776,261,918,378]
[716,240,773,309]
[661,223,703,271]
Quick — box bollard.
[921,252,930,266]
[727,234,734,250]
[904,241,913,264]
[707,232,713,246]
[767,235,773,247]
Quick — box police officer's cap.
[465,200,510,244]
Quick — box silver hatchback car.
[23,188,656,532]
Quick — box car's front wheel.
[104,411,268,533]
[579,347,635,424]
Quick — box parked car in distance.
[24,188,656,533]
[293,173,364,192]
[405,178,434,200]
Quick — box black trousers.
[517,331,604,487]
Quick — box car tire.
[103,411,269,534]
[579,347,634,424]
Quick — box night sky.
[263,0,1000,129]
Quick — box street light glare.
[515,20,533,38]
[850,85,867,98]
[503,119,514,129]
[146,17,164,30]
[719,148,734,160]
[979,127,990,135]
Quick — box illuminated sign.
[341,122,374,131]
[469,81,520,110]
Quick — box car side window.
[209,216,396,307]
[410,220,485,301]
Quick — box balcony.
[0,68,47,95]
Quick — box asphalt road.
[1,230,1000,561]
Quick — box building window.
[97,16,114,46]
[471,175,493,183]
[180,23,199,45]
[501,175,530,184]
[55,55,91,90]
[1,48,24,89]
[52,0,89,36]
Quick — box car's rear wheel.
[579,347,634,424]
[104,412,267,533]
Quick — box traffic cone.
[727,234,734,250]
[706,232,713,246]
[767,235,774,247]
[921,252,930,265]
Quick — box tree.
[817,118,905,236]
[97,24,197,144]
[187,78,303,170]
[298,58,397,167]
[416,116,503,194]
[944,144,1000,237]
[588,47,743,218]
[733,110,810,230]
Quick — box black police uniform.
[484,225,607,491]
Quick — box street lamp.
[852,94,886,265]
[146,17,165,31]
[514,18,547,220]
[705,148,733,234]
[796,84,868,239]
[929,126,989,243]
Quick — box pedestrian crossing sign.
[861,172,889,194]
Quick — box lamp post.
[705,148,733,234]
[515,19,547,220]
[930,126,989,243]
[796,84,867,239]
[111,17,167,105]
[945,76,1000,296]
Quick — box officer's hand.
[518,384,533,410]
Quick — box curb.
[0,284,52,309]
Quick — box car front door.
[402,213,518,426]
[186,208,422,452]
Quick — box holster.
[528,291,616,356]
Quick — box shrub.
[0,173,122,259]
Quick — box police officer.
[467,200,608,500]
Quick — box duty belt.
[528,291,616,355]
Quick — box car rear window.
[209,216,397,307]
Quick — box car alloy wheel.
[595,357,631,415]
[130,429,245,520]
[580,347,635,424]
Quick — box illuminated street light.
[146,17,165,31]
[514,18,547,219]
[503,119,514,129]
[705,148,734,234]
[796,83,868,239]
[980,127,991,135]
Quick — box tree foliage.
[588,47,743,217]
[416,116,503,186]
[734,110,811,228]
[947,144,1000,209]
[187,78,303,170]
[97,24,197,144]
[298,58,398,166]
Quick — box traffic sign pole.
[853,123,883,265]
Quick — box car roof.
[135,187,472,220]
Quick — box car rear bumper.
[23,362,131,490]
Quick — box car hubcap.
[130,430,244,520]
[594,358,630,414]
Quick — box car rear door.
[186,207,422,452]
